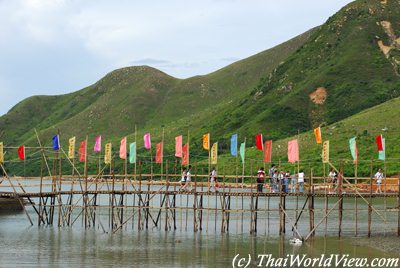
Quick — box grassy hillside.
[2,0,400,177]
[207,0,400,140]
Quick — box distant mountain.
[0,29,315,147]
[1,0,400,177]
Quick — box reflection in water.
[0,211,395,267]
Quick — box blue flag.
[52,135,60,151]
[230,134,238,157]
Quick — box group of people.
[179,166,219,192]
[177,164,386,194]
[256,164,305,193]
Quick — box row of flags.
[0,128,388,165]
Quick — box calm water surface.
[0,210,397,267]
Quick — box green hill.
[0,29,315,147]
[2,0,400,177]
[207,0,400,140]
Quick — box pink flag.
[175,135,182,157]
[94,135,101,153]
[120,137,127,159]
[288,139,299,163]
[144,133,151,150]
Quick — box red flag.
[156,142,163,164]
[120,137,127,159]
[255,134,263,151]
[79,141,87,162]
[376,135,383,151]
[182,143,189,165]
[18,145,25,160]
[175,135,182,158]
[288,139,299,163]
[263,140,272,163]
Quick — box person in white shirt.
[179,168,187,191]
[185,165,193,192]
[208,167,218,192]
[328,169,337,193]
[374,168,384,194]
[298,170,305,193]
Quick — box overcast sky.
[0,0,354,116]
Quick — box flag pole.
[187,130,190,167]
[124,137,128,191]
[134,125,137,184]
[161,127,165,181]
[297,129,300,176]
[208,134,211,189]
[84,135,88,192]
[241,137,246,187]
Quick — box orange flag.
[288,139,299,163]
[175,135,182,157]
[79,141,87,162]
[120,137,127,159]
[203,133,210,150]
[314,127,322,144]
[263,140,272,163]
[182,143,189,165]
[156,142,163,164]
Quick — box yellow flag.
[105,143,112,164]
[314,127,322,144]
[203,133,210,150]
[211,142,218,165]
[322,140,329,163]
[0,142,4,164]
[68,137,76,159]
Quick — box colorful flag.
[349,137,358,163]
[314,127,322,144]
[18,145,25,161]
[288,139,299,163]
[239,142,245,164]
[79,141,87,162]
[94,135,101,153]
[322,140,329,163]
[105,143,112,164]
[129,142,136,164]
[376,135,383,151]
[255,134,263,151]
[211,142,218,165]
[52,135,60,151]
[203,133,210,150]
[156,142,163,164]
[144,133,151,150]
[378,138,385,161]
[175,135,182,158]
[263,140,272,163]
[230,134,238,157]
[68,137,75,159]
[0,142,4,164]
[182,143,189,165]
[120,137,127,159]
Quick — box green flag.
[378,138,385,161]
[349,137,357,162]
[239,142,245,164]
[129,142,136,164]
